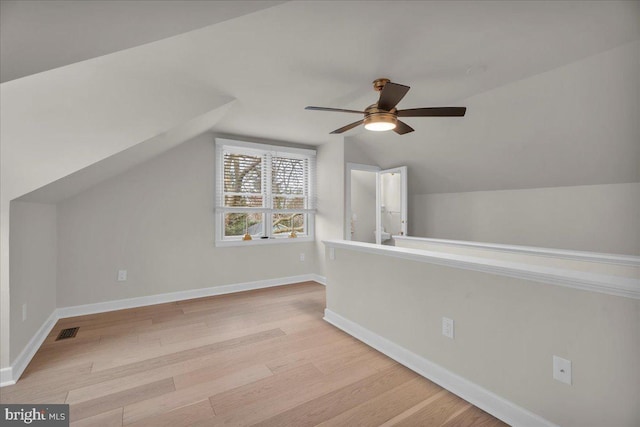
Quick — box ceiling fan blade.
[330,120,364,134]
[398,107,466,117]
[305,106,364,114]
[394,120,414,135]
[377,82,410,111]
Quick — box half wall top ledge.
[324,239,640,299]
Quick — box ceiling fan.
[305,78,466,135]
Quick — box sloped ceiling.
[351,41,640,195]
[17,101,236,203]
[2,0,639,201]
[0,0,286,83]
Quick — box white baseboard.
[0,367,15,387]
[57,274,322,318]
[323,309,558,427]
[0,309,58,387]
[1,274,324,387]
[310,274,326,285]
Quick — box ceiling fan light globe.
[364,121,396,131]
[363,112,397,132]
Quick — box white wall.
[344,139,378,166]
[56,134,317,307]
[314,139,345,274]
[350,170,376,243]
[326,246,640,427]
[411,183,640,256]
[9,201,57,363]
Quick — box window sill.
[215,236,314,247]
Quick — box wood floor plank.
[379,389,450,427]
[0,390,69,405]
[0,282,505,427]
[39,335,103,351]
[70,407,123,427]
[175,282,319,309]
[122,364,272,425]
[169,326,350,391]
[264,334,363,374]
[27,337,163,373]
[180,288,322,314]
[208,362,324,416]
[2,362,94,400]
[312,340,397,375]
[70,378,175,422]
[207,356,390,426]
[75,319,153,337]
[56,314,165,332]
[316,376,444,427]
[391,391,470,427]
[125,399,214,427]
[151,296,322,329]
[57,303,179,326]
[442,404,510,427]
[252,364,416,427]
[278,316,327,335]
[66,370,174,405]
[99,334,142,346]
[158,318,297,347]
[91,328,285,372]
[139,322,210,344]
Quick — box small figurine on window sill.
[242,216,252,240]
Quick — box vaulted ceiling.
[2,0,639,200]
[0,0,285,83]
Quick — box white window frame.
[215,138,316,247]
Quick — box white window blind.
[223,152,265,208]
[215,138,316,245]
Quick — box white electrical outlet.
[299,253,305,262]
[329,247,335,260]
[117,270,127,282]
[442,317,454,339]
[22,303,27,322]
[553,355,572,385]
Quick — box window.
[215,138,316,246]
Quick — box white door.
[376,166,408,245]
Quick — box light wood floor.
[0,282,507,426]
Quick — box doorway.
[376,166,407,245]
[346,163,408,245]
[346,163,379,243]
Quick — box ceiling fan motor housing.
[372,78,391,92]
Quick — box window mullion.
[264,152,272,238]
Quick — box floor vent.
[56,327,79,341]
